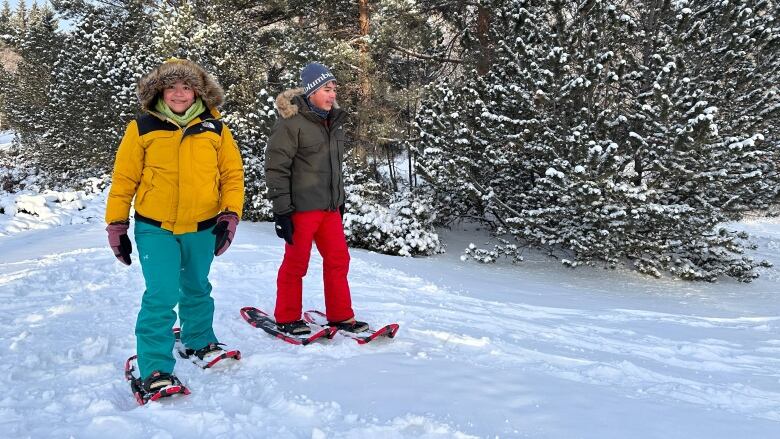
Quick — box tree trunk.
[355,0,371,166]
[475,4,491,75]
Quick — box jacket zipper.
[167,116,213,223]
[324,123,336,211]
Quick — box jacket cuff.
[272,197,294,215]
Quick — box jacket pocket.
[299,141,325,154]
[191,133,220,165]
[336,139,345,163]
[135,168,155,206]
[144,131,177,166]
[213,172,220,203]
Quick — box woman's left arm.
[216,125,245,218]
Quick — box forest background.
[0,0,778,282]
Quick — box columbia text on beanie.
[300,62,336,98]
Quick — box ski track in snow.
[1,222,780,437]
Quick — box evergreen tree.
[667,0,780,212]
[0,0,16,129]
[198,1,281,221]
[221,88,276,220]
[39,3,153,180]
[11,0,26,34]
[416,0,777,281]
[343,150,442,256]
[0,2,61,153]
[0,0,12,42]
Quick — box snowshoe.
[240,306,337,346]
[304,310,399,344]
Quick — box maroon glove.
[106,222,132,265]
[212,211,239,256]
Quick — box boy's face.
[309,81,337,111]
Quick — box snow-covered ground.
[0,130,14,150]
[0,183,106,236]
[1,193,779,438]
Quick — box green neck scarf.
[155,97,207,126]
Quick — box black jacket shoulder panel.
[182,119,223,140]
[137,114,179,136]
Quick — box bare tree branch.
[389,44,462,64]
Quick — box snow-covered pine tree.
[0,1,61,168]
[0,0,20,130]
[4,3,60,128]
[0,0,13,44]
[343,149,442,256]
[40,2,153,181]
[221,86,276,221]
[618,0,778,279]
[148,0,221,64]
[414,76,489,225]
[43,18,114,177]
[368,0,449,186]
[10,0,26,36]
[666,0,780,212]
[416,0,775,281]
[200,2,281,221]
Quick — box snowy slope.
[1,212,779,438]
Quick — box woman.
[105,58,244,397]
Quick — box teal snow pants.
[133,221,218,379]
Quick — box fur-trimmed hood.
[275,88,340,120]
[137,59,225,111]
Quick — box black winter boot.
[188,342,226,361]
[142,371,178,393]
[329,319,369,333]
[276,320,311,336]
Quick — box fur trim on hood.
[275,88,340,119]
[137,59,224,111]
[275,88,305,119]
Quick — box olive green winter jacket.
[265,88,347,215]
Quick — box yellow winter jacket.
[105,108,244,234]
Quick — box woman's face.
[163,81,196,114]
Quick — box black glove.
[274,213,294,245]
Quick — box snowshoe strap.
[329,320,369,333]
[277,320,311,335]
[194,342,225,360]
[142,371,174,392]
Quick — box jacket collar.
[146,106,220,127]
[275,88,345,127]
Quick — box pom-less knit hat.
[300,62,336,98]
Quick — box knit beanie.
[300,62,336,98]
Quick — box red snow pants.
[274,210,355,324]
